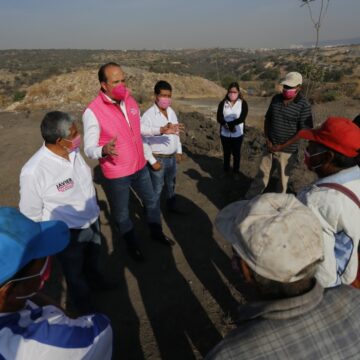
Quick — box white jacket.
[297,166,360,287]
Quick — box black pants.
[220,135,243,173]
[57,221,102,311]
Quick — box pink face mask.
[157,97,172,109]
[64,134,81,153]
[282,88,297,100]
[112,83,128,101]
[228,92,238,102]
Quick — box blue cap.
[0,207,70,285]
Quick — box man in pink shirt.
[83,63,174,262]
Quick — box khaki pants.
[245,151,292,199]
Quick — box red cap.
[298,117,360,158]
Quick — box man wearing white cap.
[206,193,360,359]
[245,72,313,198]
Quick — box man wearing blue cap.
[0,207,112,360]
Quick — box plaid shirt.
[206,282,360,359]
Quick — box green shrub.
[13,90,26,102]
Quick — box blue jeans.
[149,156,177,207]
[105,165,160,235]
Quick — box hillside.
[6,66,225,112]
[1,45,360,110]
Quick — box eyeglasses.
[6,256,51,288]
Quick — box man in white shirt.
[19,111,109,314]
[0,207,112,360]
[141,80,184,212]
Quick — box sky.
[0,0,359,50]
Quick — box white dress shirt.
[141,104,182,158]
[221,99,244,138]
[19,144,99,229]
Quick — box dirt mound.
[180,112,221,155]
[6,67,225,112]
[179,111,316,193]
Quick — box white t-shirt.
[19,145,99,229]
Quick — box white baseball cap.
[281,72,303,87]
[215,193,323,283]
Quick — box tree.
[299,0,331,97]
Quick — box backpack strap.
[318,183,360,208]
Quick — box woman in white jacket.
[216,82,248,179]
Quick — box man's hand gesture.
[160,123,185,135]
[102,137,118,157]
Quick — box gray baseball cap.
[215,193,324,283]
